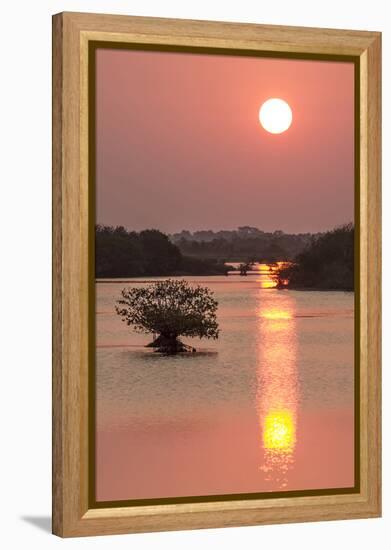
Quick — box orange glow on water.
[259,279,277,289]
[225,262,292,289]
[255,264,278,288]
[256,295,298,488]
[261,308,293,320]
[263,410,296,451]
[253,262,293,289]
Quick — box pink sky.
[96,48,355,234]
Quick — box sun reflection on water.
[263,410,296,452]
[255,263,276,289]
[254,262,291,289]
[256,293,299,489]
[261,308,293,320]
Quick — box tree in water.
[115,279,219,354]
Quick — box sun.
[259,98,292,134]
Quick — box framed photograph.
[52,12,381,537]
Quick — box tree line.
[276,223,354,291]
[95,225,229,278]
[96,223,354,289]
[172,226,316,263]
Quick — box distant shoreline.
[95,277,354,292]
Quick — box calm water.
[95,270,355,502]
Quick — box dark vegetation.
[171,226,316,263]
[96,223,354,290]
[276,224,354,291]
[95,225,229,277]
[116,279,219,353]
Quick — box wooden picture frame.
[52,11,381,537]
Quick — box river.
[95,269,355,502]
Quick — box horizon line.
[95,221,354,236]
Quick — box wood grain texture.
[52,12,63,537]
[364,33,382,514]
[65,11,379,55]
[53,12,86,536]
[52,12,382,537]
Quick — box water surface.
[95,273,355,501]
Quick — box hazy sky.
[96,48,355,234]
